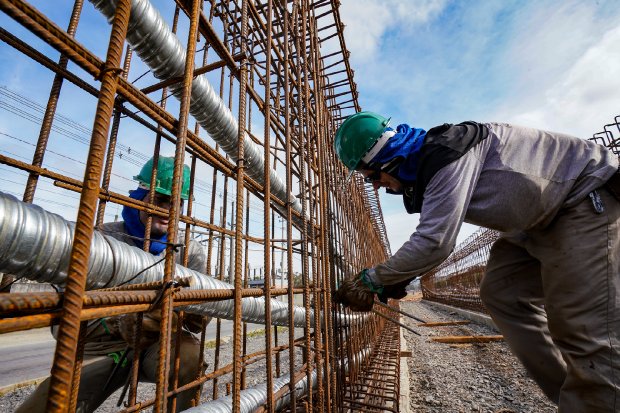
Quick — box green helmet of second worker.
[333,111,391,171]
[124,156,191,248]
[134,156,191,200]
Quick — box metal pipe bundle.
[182,349,370,412]
[182,370,318,413]
[0,191,311,327]
[89,0,303,215]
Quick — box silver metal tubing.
[89,0,302,215]
[182,370,319,413]
[182,349,370,412]
[0,191,311,326]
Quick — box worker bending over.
[17,156,209,413]
[333,112,620,412]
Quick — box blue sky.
[0,1,282,276]
[339,0,620,251]
[1,0,619,264]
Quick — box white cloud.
[340,0,447,61]
[493,25,620,138]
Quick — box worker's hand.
[333,269,383,312]
[377,278,412,303]
[117,312,160,349]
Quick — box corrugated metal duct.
[182,349,371,412]
[90,0,303,216]
[0,191,313,326]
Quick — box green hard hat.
[334,111,391,170]
[134,156,191,200]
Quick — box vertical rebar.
[22,0,84,203]
[154,0,201,410]
[96,44,132,227]
[262,0,275,410]
[232,0,249,408]
[45,1,131,411]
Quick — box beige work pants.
[15,335,203,413]
[480,188,620,412]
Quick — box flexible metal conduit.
[89,0,302,215]
[0,191,312,326]
[182,349,370,413]
[183,370,318,413]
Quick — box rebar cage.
[0,0,396,411]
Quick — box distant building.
[248,279,265,288]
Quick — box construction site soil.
[1,300,557,412]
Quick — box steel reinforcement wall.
[0,0,396,411]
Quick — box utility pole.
[215,206,222,278]
[280,216,284,288]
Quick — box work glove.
[333,269,383,312]
[377,278,413,303]
[117,312,160,349]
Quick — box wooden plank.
[417,321,471,327]
[432,335,504,344]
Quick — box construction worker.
[16,156,209,413]
[333,112,620,412]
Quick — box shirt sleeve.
[371,149,485,285]
[187,239,207,273]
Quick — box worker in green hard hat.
[120,156,193,255]
[333,112,620,411]
[16,156,209,413]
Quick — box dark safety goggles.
[362,158,403,184]
[363,169,382,183]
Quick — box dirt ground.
[401,297,557,413]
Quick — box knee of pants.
[479,275,498,309]
[174,337,203,384]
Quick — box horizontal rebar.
[0,191,317,327]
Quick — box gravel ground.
[401,298,557,413]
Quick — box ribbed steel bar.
[90,0,303,217]
[38,0,131,409]
[22,0,84,204]
[153,0,200,408]
[0,288,305,335]
[0,0,397,411]
[296,3,314,411]
[0,191,324,327]
[282,4,297,411]
[309,13,331,410]
[95,44,132,227]
[262,0,275,410]
[232,0,249,408]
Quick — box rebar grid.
[0,0,393,411]
[341,305,401,413]
[421,115,620,314]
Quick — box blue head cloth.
[369,124,426,183]
[121,187,168,255]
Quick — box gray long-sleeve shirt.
[371,122,619,286]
